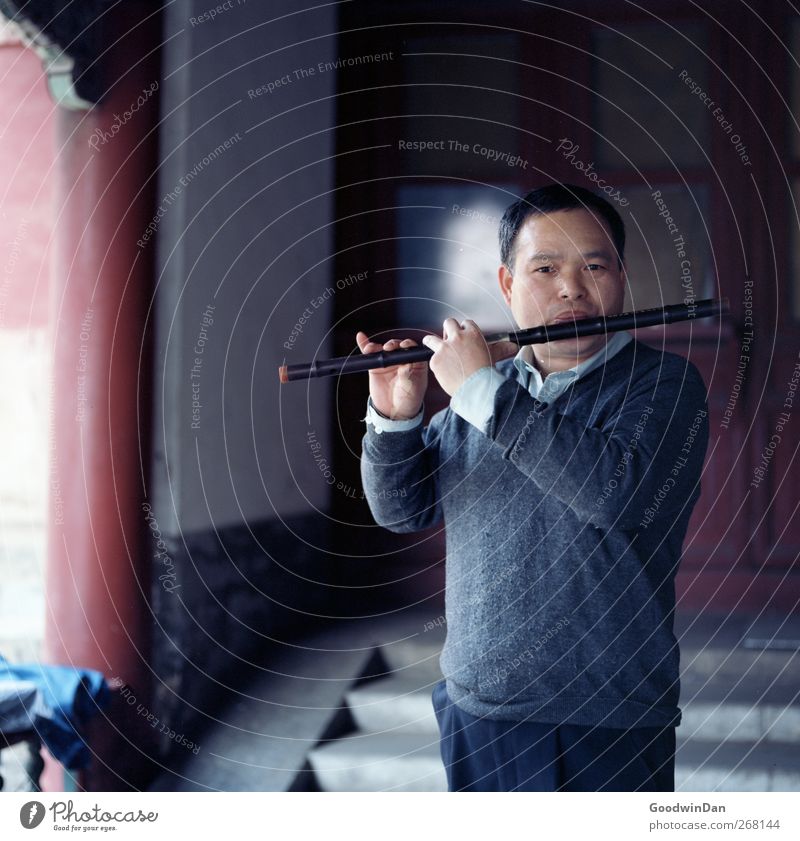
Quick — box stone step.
[308,730,799,792]
[308,731,446,792]
[680,702,800,743]
[346,667,800,744]
[346,673,439,735]
[675,738,800,792]
[376,628,445,681]
[680,647,799,706]
[150,641,386,792]
[306,611,798,792]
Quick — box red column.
[44,10,159,790]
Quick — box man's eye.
[585,264,606,271]
[535,266,554,273]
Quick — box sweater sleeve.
[360,408,447,533]
[485,359,709,531]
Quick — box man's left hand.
[421,318,494,397]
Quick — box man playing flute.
[356,183,709,791]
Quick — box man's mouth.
[551,311,595,323]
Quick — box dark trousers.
[431,680,675,792]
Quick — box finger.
[422,334,443,352]
[442,317,461,339]
[397,337,429,375]
[380,338,416,378]
[462,320,489,349]
[357,331,381,352]
[489,340,520,363]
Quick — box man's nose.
[557,267,588,299]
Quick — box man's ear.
[498,264,513,306]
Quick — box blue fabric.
[0,681,46,732]
[0,655,109,769]
[432,680,675,791]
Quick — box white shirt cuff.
[364,397,423,434]
[450,366,506,432]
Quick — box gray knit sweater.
[361,340,709,729]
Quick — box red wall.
[0,43,54,329]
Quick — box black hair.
[498,183,626,271]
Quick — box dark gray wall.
[147,0,339,749]
[152,0,337,535]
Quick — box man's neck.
[532,344,608,378]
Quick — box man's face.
[498,208,627,371]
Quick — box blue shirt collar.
[513,331,633,402]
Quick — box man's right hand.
[356,331,428,420]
